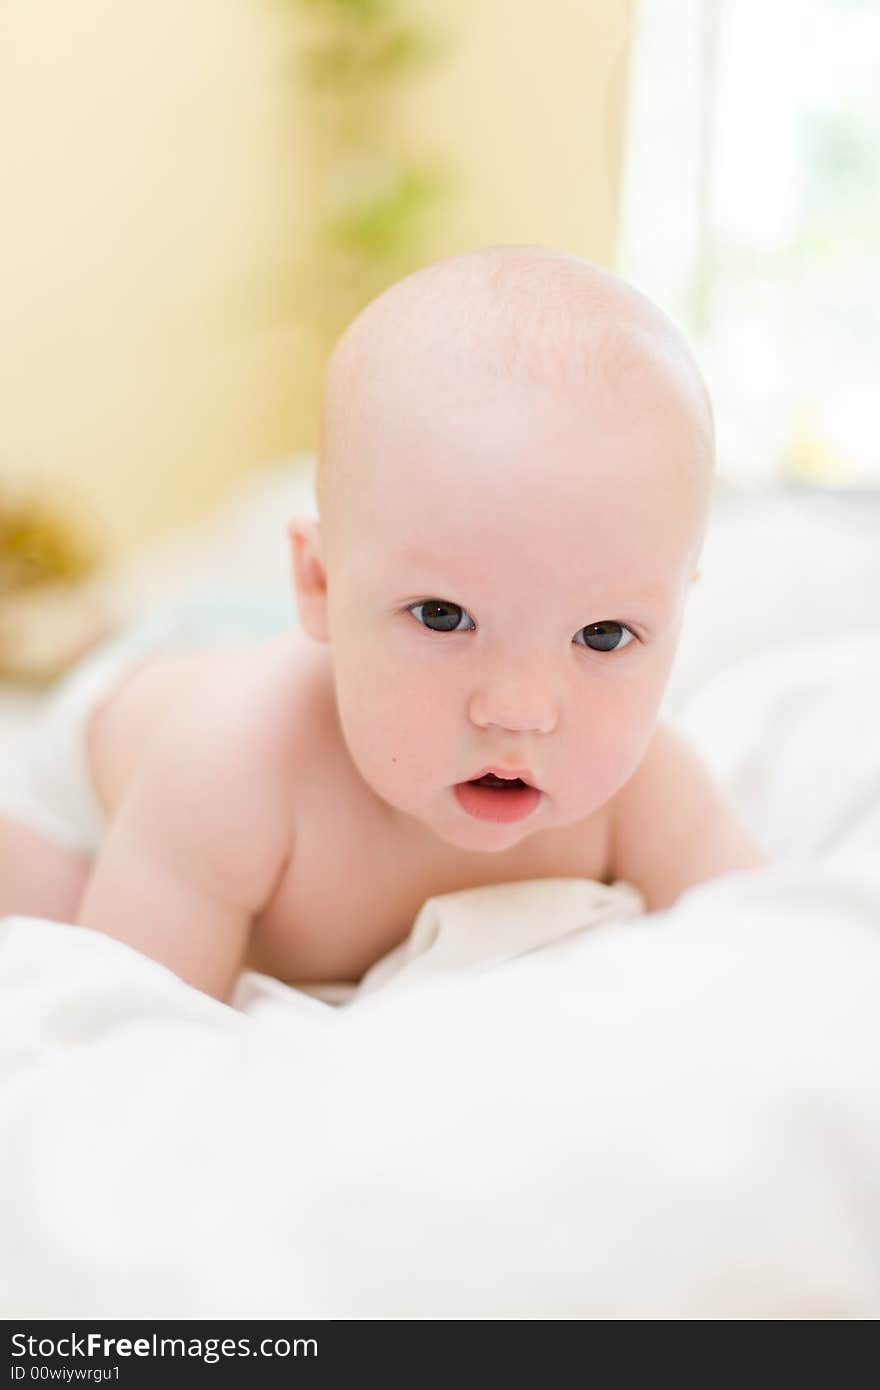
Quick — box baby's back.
[84,626,613,991]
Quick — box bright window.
[619,0,880,488]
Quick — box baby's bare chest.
[248,744,612,984]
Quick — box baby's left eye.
[574,621,637,653]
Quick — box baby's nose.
[468,675,557,735]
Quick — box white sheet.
[1,850,879,1319]
[672,631,880,858]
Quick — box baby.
[1,246,766,1001]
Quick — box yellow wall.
[0,0,633,562]
[413,0,633,264]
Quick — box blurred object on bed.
[0,482,116,682]
[0,482,96,594]
[0,585,117,685]
[0,457,311,749]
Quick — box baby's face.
[316,355,709,854]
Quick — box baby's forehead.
[319,250,714,557]
[365,460,701,614]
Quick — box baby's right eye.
[407,600,475,633]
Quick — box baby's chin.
[420,815,536,855]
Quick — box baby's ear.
[287,515,330,643]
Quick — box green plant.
[283,0,454,357]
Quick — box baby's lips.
[454,778,543,823]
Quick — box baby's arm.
[77,679,293,1003]
[607,721,767,913]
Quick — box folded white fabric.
[2,853,879,1319]
[237,876,643,1011]
[352,875,643,1002]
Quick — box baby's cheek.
[607,699,666,791]
[337,653,444,778]
[569,686,657,793]
[387,671,458,771]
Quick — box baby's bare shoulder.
[93,628,323,835]
[607,718,766,911]
[157,629,324,788]
[607,719,715,846]
[96,628,325,913]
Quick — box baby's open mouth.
[470,773,528,789]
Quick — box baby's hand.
[607,721,767,913]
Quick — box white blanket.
[2,850,880,1320]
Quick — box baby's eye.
[574,621,637,653]
[408,599,475,633]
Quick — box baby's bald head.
[315,245,714,567]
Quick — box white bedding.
[1,850,879,1319]
[2,466,880,1318]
